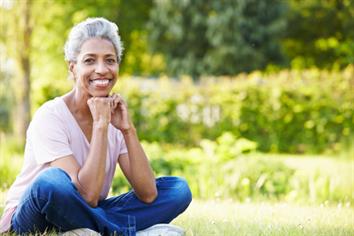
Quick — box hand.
[110,93,133,132]
[87,97,111,126]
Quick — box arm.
[112,94,157,203]
[50,98,111,207]
[118,128,157,203]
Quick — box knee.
[174,177,192,206]
[157,176,192,208]
[31,167,75,200]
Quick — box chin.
[90,90,111,97]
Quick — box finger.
[118,95,128,108]
[116,94,126,104]
[111,94,119,109]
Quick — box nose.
[95,61,109,74]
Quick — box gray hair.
[64,17,123,63]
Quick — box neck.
[63,88,92,119]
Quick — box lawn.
[173,200,354,236]
[1,200,352,235]
[1,153,353,235]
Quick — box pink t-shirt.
[0,97,128,232]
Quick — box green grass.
[248,153,354,204]
[1,151,353,235]
[1,198,353,235]
[173,200,354,236]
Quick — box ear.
[69,61,75,73]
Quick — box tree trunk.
[17,0,32,142]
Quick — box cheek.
[77,67,93,79]
[111,65,118,72]
[110,67,118,76]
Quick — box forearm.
[77,122,108,206]
[123,127,157,201]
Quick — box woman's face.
[70,37,118,98]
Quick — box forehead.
[80,38,116,56]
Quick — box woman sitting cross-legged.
[0,17,192,236]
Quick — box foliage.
[0,0,35,139]
[0,132,352,204]
[283,0,354,69]
[0,66,13,133]
[1,0,354,89]
[0,136,23,190]
[111,136,354,205]
[148,0,287,77]
[112,67,354,153]
[223,157,294,201]
[6,67,352,154]
[26,68,354,154]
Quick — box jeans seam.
[17,195,48,210]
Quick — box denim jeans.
[11,168,192,236]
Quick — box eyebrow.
[83,53,116,58]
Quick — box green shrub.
[32,68,353,154]
[110,67,354,154]
[111,138,353,204]
[223,157,295,201]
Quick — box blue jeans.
[11,168,192,236]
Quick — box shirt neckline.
[57,97,91,146]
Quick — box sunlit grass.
[174,200,354,236]
[1,200,353,235]
[248,153,354,205]
[1,135,353,235]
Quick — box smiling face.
[70,37,118,98]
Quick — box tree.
[0,0,157,142]
[283,0,354,69]
[0,0,34,141]
[148,0,287,77]
[0,62,13,134]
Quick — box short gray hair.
[64,17,123,63]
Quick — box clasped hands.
[87,93,132,132]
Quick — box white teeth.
[91,79,109,86]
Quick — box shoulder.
[34,97,66,118]
[30,97,67,128]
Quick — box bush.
[223,157,295,201]
[114,67,353,153]
[32,67,353,154]
[111,136,353,204]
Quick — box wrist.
[93,120,109,130]
[122,126,136,136]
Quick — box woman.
[0,17,192,235]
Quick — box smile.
[89,79,112,87]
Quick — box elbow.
[140,188,158,204]
[73,180,99,207]
[83,193,99,208]
[87,199,98,208]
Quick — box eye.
[106,58,116,64]
[84,58,95,64]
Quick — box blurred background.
[0,0,353,235]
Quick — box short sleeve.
[29,107,73,164]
